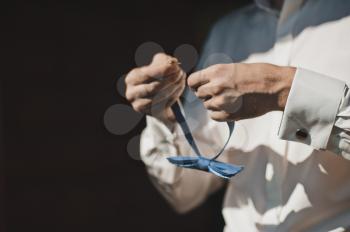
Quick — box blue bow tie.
[167,102,243,179]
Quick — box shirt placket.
[268,0,306,224]
[273,0,305,66]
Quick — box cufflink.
[295,128,308,140]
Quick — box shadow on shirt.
[223,145,350,232]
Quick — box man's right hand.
[125,53,186,124]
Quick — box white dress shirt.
[140,0,350,231]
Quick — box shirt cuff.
[278,68,346,149]
[139,115,180,184]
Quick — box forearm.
[188,61,350,158]
[140,115,224,213]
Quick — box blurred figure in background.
[125,0,350,231]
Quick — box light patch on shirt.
[279,183,312,222]
[318,163,328,175]
[265,163,274,181]
[329,228,346,232]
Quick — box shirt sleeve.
[138,16,232,213]
[278,68,350,159]
[140,113,225,213]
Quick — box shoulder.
[211,4,263,33]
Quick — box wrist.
[276,66,295,110]
[152,107,177,131]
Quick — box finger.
[209,110,231,122]
[133,77,185,118]
[125,81,162,100]
[161,69,185,90]
[135,81,184,116]
[126,68,184,100]
[151,53,174,66]
[125,68,150,85]
[143,58,180,80]
[125,62,181,86]
[195,84,212,100]
[131,98,153,113]
[173,73,186,100]
[187,70,209,90]
[132,97,172,114]
[152,72,184,104]
[203,96,223,111]
[196,82,224,99]
[143,69,184,98]
[151,53,181,70]
[204,94,244,116]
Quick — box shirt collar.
[255,0,306,18]
[254,0,280,15]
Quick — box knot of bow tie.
[167,102,243,179]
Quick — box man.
[124,0,350,231]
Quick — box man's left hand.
[187,63,296,121]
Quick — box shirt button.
[296,128,308,140]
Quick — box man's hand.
[187,63,295,121]
[125,53,186,124]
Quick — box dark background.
[3,0,250,231]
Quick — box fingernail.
[168,58,181,65]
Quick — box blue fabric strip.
[171,101,202,157]
[167,101,243,179]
